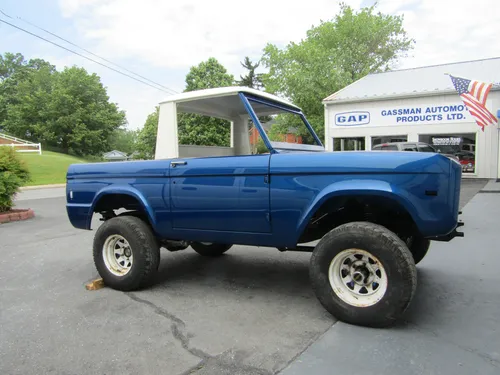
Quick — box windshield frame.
[239,92,325,153]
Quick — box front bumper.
[430,211,465,242]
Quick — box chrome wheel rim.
[102,234,133,276]
[328,249,388,307]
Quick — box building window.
[333,137,365,151]
[419,133,477,174]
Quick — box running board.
[277,246,315,253]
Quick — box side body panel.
[66,160,171,236]
[269,152,457,246]
[169,154,271,233]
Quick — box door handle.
[171,161,187,167]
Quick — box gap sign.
[331,103,472,127]
[334,111,370,126]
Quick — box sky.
[1,0,499,131]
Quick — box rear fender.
[88,185,156,230]
[296,179,419,239]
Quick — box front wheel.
[309,222,417,328]
[93,216,160,291]
[190,242,232,257]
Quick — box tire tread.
[310,221,417,327]
[93,216,160,291]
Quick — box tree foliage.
[135,106,159,159]
[0,147,30,212]
[0,53,127,156]
[178,57,234,147]
[108,128,138,155]
[236,56,263,89]
[261,3,415,140]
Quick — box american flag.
[449,75,497,131]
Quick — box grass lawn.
[18,151,88,186]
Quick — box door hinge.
[266,213,271,222]
[264,175,270,184]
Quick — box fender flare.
[88,185,156,229]
[295,179,420,240]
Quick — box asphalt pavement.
[0,178,494,375]
[2,191,333,375]
[282,179,500,375]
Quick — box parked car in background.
[454,151,475,172]
[372,141,460,162]
[461,144,475,154]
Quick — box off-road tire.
[309,221,417,328]
[190,242,232,257]
[407,235,431,265]
[93,216,160,291]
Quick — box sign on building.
[331,103,478,127]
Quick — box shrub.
[0,147,31,212]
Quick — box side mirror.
[437,149,442,153]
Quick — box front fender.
[295,179,419,238]
[87,185,157,229]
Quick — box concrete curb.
[480,179,500,193]
[0,208,35,224]
[20,184,66,191]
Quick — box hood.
[270,150,452,175]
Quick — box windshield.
[246,96,324,152]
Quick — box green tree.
[135,106,159,159]
[108,127,138,155]
[44,66,126,155]
[1,54,126,157]
[236,56,263,89]
[178,57,235,147]
[0,53,56,127]
[261,2,415,140]
[0,52,27,81]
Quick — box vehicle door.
[169,154,271,233]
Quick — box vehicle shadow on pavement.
[395,267,458,328]
[151,248,318,300]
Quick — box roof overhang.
[322,86,500,106]
[159,86,301,120]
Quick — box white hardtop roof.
[160,86,300,109]
[323,57,500,104]
[158,86,301,121]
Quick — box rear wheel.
[93,216,160,291]
[309,221,417,328]
[191,242,232,257]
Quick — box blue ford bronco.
[66,87,464,327]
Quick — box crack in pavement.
[179,350,273,375]
[125,292,211,360]
[126,293,274,375]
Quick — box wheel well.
[297,195,419,244]
[93,194,151,226]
